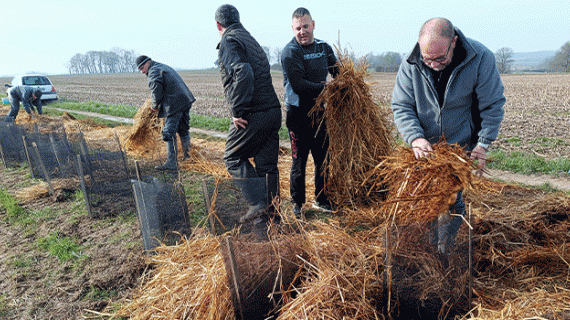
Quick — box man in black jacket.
[215,4,282,223]
[136,55,196,170]
[281,7,338,216]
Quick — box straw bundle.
[312,49,394,208]
[116,229,235,319]
[368,142,476,224]
[122,98,163,158]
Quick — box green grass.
[44,98,291,140]
[487,150,570,175]
[37,232,82,262]
[0,293,8,317]
[43,108,126,128]
[47,99,138,118]
[183,173,209,226]
[84,285,115,301]
[0,188,25,220]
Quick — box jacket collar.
[216,22,244,49]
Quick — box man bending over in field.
[136,55,196,170]
[391,17,505,253]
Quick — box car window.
[22,76,51,86]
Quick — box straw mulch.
[116,229,235,319]
[14,178,79,201]
[464,183,570,319]
[313,50,394,209]
[276,221,387,320]
[121,98,163,158]
[179,140,230,178]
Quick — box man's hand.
[232,117,248,129]
[410,138,433,158]
[471,144,487,176]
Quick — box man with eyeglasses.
[136,55,196,170]
[391,18,505,254]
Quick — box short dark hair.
[34,89,42,99]
[292,7,311,19]
[215,4,240,28]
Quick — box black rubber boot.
[234,177,268,224]
[180,135,191,161]
[155,139,178,171]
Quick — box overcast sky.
[2,0,568,76]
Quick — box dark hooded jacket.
[146,60,196,118]
[216,22,280,118]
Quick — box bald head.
[420,18,454,39]
[418,18,457,71]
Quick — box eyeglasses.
[422,40,453,64]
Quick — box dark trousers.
[224,108,281,179]
[288,118,329,206]
[162,107,191,141]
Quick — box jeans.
[430,191,466,253]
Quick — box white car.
[6,74,58,102]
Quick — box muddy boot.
[155,139,178,170]
[180,135,191,161]
[234,177,268,223]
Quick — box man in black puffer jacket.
[215,4,282,223]
[136,55,196,170]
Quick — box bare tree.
[68,48,139,74]
[548,41,570,72]
[495,47,515,74]
[262,46,272,65]
[369,52,403,72]
[273,47,283,70]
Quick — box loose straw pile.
[313,49,394,208]
[122,98,163,158]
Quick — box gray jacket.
[146,60,195,118]
[391,28,505,151]
[9,85,42,114]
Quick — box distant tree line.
[546,41,570,72]
[495,41,570,74]
[67,48,138,74]
[263,45,404,73]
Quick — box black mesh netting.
[202,175,279,238]
[23,129,76,181]
[131,175,190,251]
[0,121,27,168]
[76,135,135,218]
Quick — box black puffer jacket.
[147,60,196,118]
[217,23,280,118]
